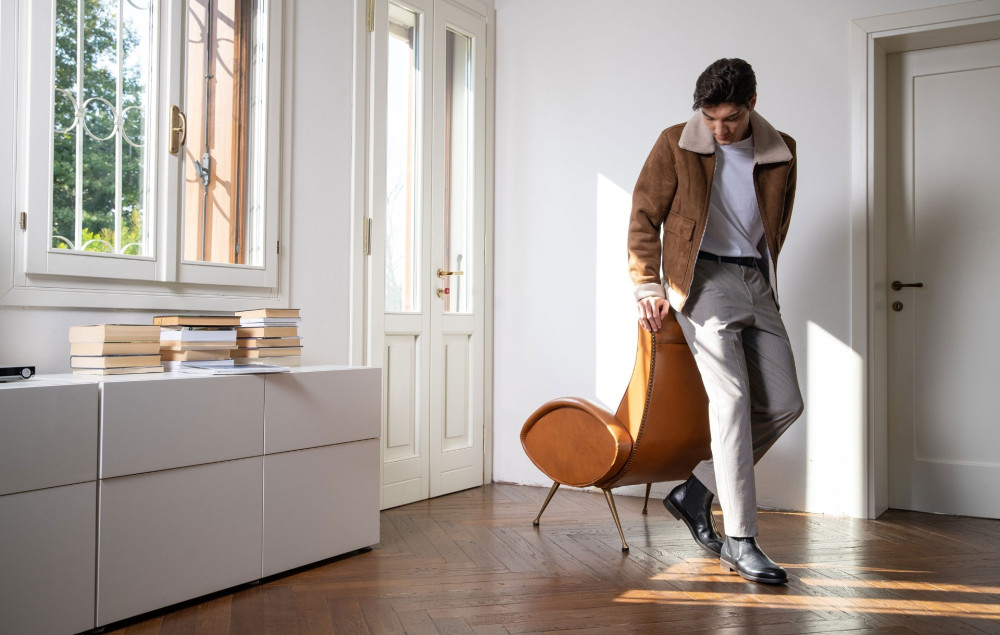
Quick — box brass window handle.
[437,269,464,278]
[169,105,187,156]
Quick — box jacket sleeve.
[776,135,797,254]
[628,131,677,300]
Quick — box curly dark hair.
[692,58,757,110]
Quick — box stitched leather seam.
[616,331,656,481]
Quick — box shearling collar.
[677,109,793,165]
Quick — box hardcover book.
[69,324,161,343]
[159,349,234,362]
[72,365,165,375]
[160,328,238,343]
[230,347,303,358]
[235,308,301,319]
[70,341,162,356]
[237,317,302,327]
[236,337,302,348]
[70,355,162,369]
[235,326,298,338]
[153,315,242,327]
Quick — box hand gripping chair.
[520,310,711,551]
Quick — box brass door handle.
[169,105,186,156]
[891,281,924,291]
[437,269,464,278]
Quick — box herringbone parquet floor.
[105,483,1000,634]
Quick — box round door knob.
[892,301,904,312]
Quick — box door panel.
[385,335,419,456]
[428,2,485,498]
[444,335,471,444]
[887,39,1000,519]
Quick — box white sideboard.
[0,365,380,634]
[0,378,99,635]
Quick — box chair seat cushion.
[520,398,632,488]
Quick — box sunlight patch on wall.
[594,173,635,411]
[806,320,865,517]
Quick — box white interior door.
[886,38,1000,519]
[428,2,486,498]
[370,0,487,509]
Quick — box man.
[627,58,803,585]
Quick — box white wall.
[491,0,969,518]
[0,0,357,373]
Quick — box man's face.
[701,96,757,145]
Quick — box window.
[7,0,283,308]
[51,0,153,257]
[182,0,268,267]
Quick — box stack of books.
[233,309,303,366]
[154,315,241,372]
[69,324,163,375]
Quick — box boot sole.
[662,498,722,557]
[720,557,788,585]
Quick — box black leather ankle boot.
[663,475,724,556]
[720,537,788,585]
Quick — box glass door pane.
[384,4,422,313]
[442,27,472,314]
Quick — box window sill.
[1,274,285,312]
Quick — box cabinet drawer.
[97,457,263,626]
[264,367,380,454]
[101,375,264,477]
[0,482,97,635]
[263,439,379,577]
[0,382,98,495]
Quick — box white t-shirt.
[700,135,763,258]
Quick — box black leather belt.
[697,250,759,268]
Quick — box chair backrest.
[598,311,711,489]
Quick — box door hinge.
[363,217,372,256]
[367,0,374,32]
[276,240,280,255]
[19,211,27,231]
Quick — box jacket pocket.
[665,214,695,241]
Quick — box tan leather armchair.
[520,310,711,551]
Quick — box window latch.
[193,153,211,187]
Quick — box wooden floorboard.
[104,484,1000,634]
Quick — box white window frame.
[2,0,286,310]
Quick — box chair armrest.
[520,397,633,488]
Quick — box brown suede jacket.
[627,110,797,311]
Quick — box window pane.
[385,4,421,313]
[443,28,473,314]
[183,0,263,266]
[52,0,153,255]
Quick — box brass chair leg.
[532,481,561,526]
[603,489,629,552]
[642,483,652,514]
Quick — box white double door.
[886,37,1000,519]
[369,0,487,508]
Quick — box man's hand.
[637,296,670,332]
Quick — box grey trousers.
[673,260,803,538]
